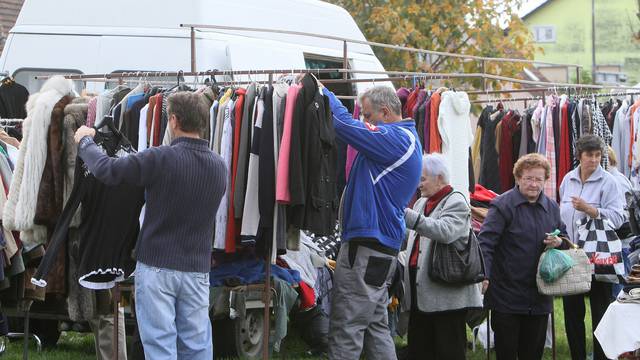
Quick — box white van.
[0,0,389,95]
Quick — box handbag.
[576,216,626,283]
[536,237,592,296]
[429,192,485,285]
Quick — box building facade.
[523,0,640,85]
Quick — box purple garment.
[423,98,431,152]
[345,103,360,180]
[412,90,427,122]
[397,88,410,116]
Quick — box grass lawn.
[0,298,594,359]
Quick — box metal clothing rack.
[27,24,634,358]
[471,91,640,104]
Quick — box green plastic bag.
[539,249,574,284]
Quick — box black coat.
[288,74,338,235]
[478,187,568,315]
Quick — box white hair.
[359,86,402,116]
[422,153,450,184]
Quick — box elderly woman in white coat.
[402,153,482,360]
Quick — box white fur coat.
[3,76,74,250]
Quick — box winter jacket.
[323,87,422,250]
[402,193,482,313]
[3,76,74,250]
[288,75,338,236]
[478,187,568,315]
[559,165,625,243]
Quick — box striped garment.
[544,95,558,201]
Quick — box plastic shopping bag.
[539,248,574,283]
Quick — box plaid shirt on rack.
[591,102,611,170]
[544,95,558,201]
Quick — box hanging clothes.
[32,131,145,289]
[240,88,265,246]
[3,76,75,252]
[543,95,558,201]
[429,91,442,153]
[498,111,520,193]
[438,91,473,197]
[287,74,337,236]
[275,85,302,204]
[478,106,502,193]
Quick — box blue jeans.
[135,261,212,360]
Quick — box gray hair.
[422,153,450,184]
[359,86,402,116]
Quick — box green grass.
[0,298,593,359]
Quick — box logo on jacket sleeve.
[364,122,379,131]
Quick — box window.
[533,26,556,43]
[13,68,83,94]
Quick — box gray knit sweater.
[79,136,227,273]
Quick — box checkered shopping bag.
[576,217,625,283]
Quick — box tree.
[328,0,539,90]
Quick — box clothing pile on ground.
[474,95,619,198]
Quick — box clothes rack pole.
[180,23,583,69]
[22,300,32,360]
[113,284,120,360]
[471,91,640,104]
[262,72,274,360]
[35,69,639,93]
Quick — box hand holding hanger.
[74,125,96,144]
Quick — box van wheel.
[234,309,265,359]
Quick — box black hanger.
[97,115,122,140]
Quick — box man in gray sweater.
[75,92,226,360]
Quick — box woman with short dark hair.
[559,134,625,360]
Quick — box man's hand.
[543,235,563,248]
[482,280,489,294]
[571,196,598,218]
[74,126,96,144]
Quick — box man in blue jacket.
[321,84,422,360]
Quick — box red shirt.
[557,100,571,191]
[225,89,246,253]
[409,185,453,268]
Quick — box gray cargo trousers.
[328,238,398,360]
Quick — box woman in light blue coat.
[559,135,625,360]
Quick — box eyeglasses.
[520,176,546,184]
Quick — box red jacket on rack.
[225,89,246,253]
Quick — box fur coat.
[3,76,74,250]
[62,97,89,227]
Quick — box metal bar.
[466,88,547,95]
[190,27,196,72]
[179,24,583,69]
[481,60,486,91]
[263,72,274,360]
[343,40,348,80]
[576,67,581,84]
[471,91,640,104]
[37,69,640,91]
